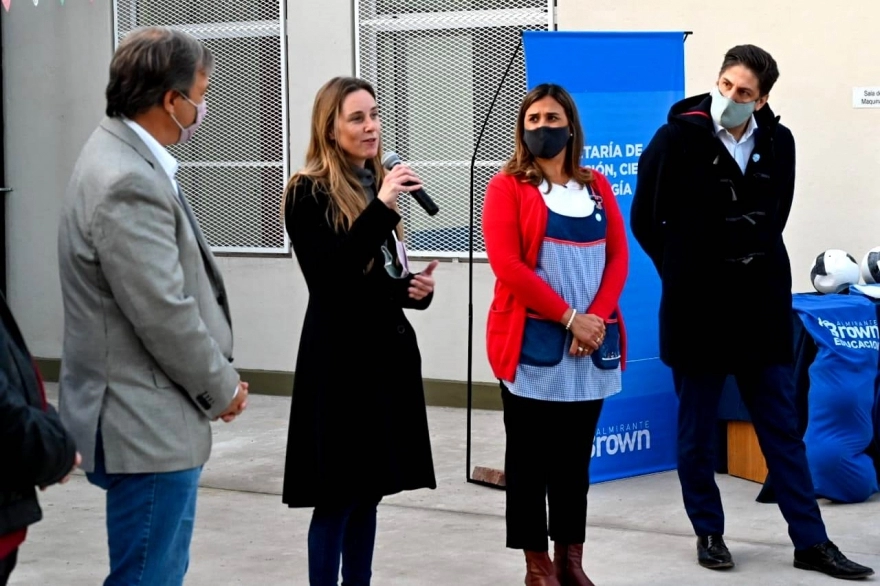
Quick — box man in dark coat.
[632,44,873,580]
[0,292,79,585]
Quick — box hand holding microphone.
[381,152,440,216]
[377,163,421,208]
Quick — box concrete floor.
[9,385,880,585]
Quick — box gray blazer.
[57,117,239,474]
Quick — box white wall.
[3,0,112,356]
[559,0,880,293]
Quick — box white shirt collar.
[122,118,179,187]
[713,114,758,145]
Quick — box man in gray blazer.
[57,27,248,586]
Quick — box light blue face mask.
[710,85,756,129]
[381,232,410,279]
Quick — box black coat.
[632,94,796,372]
[281,175,436,508]
[0,293,77,536]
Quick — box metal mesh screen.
[113,1,288,254]
[356,0,552,257]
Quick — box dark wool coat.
[281,174,436,508]
[1,292,77,536]
[631,94,796,373]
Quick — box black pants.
[0,548,17,586]
[501,384,604,551]
[674,366,827,550]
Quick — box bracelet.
[565,308,576,330]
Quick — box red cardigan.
[482,170,629,382]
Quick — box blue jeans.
[308,499,381,586]
[86,434,202,586]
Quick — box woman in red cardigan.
[482,84,628,586]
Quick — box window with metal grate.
[356,0,552,258]
[113,1,288,254]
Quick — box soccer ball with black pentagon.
[810,249,860,294]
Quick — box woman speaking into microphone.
[281,76,439,586]
[482,83,629,586]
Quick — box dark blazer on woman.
[281,173,436,508]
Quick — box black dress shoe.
[794,541,874,580]
[697,535,734,570]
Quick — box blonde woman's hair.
[282,76,402,241]
[502,83,593,191]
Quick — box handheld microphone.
[381,152,440,216]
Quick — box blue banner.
[522,31,685,482]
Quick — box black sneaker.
[794,541,874,580]
[697,535,734,570]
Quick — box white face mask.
[170,93,207,144]
[710,85,756,129]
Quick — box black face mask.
[523,126,571,159]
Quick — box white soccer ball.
[860,247,880,284]
[810,249,860,294]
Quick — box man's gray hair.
[105,26,214,118]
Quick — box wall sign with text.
[853,87,880,108]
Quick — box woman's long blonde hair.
[282,77,403,241]
[503,83,593,190]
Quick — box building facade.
[3,0,879,404]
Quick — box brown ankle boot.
[553,543,596,586]
[524,550,562,586]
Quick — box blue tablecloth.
[716,292,880,503]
